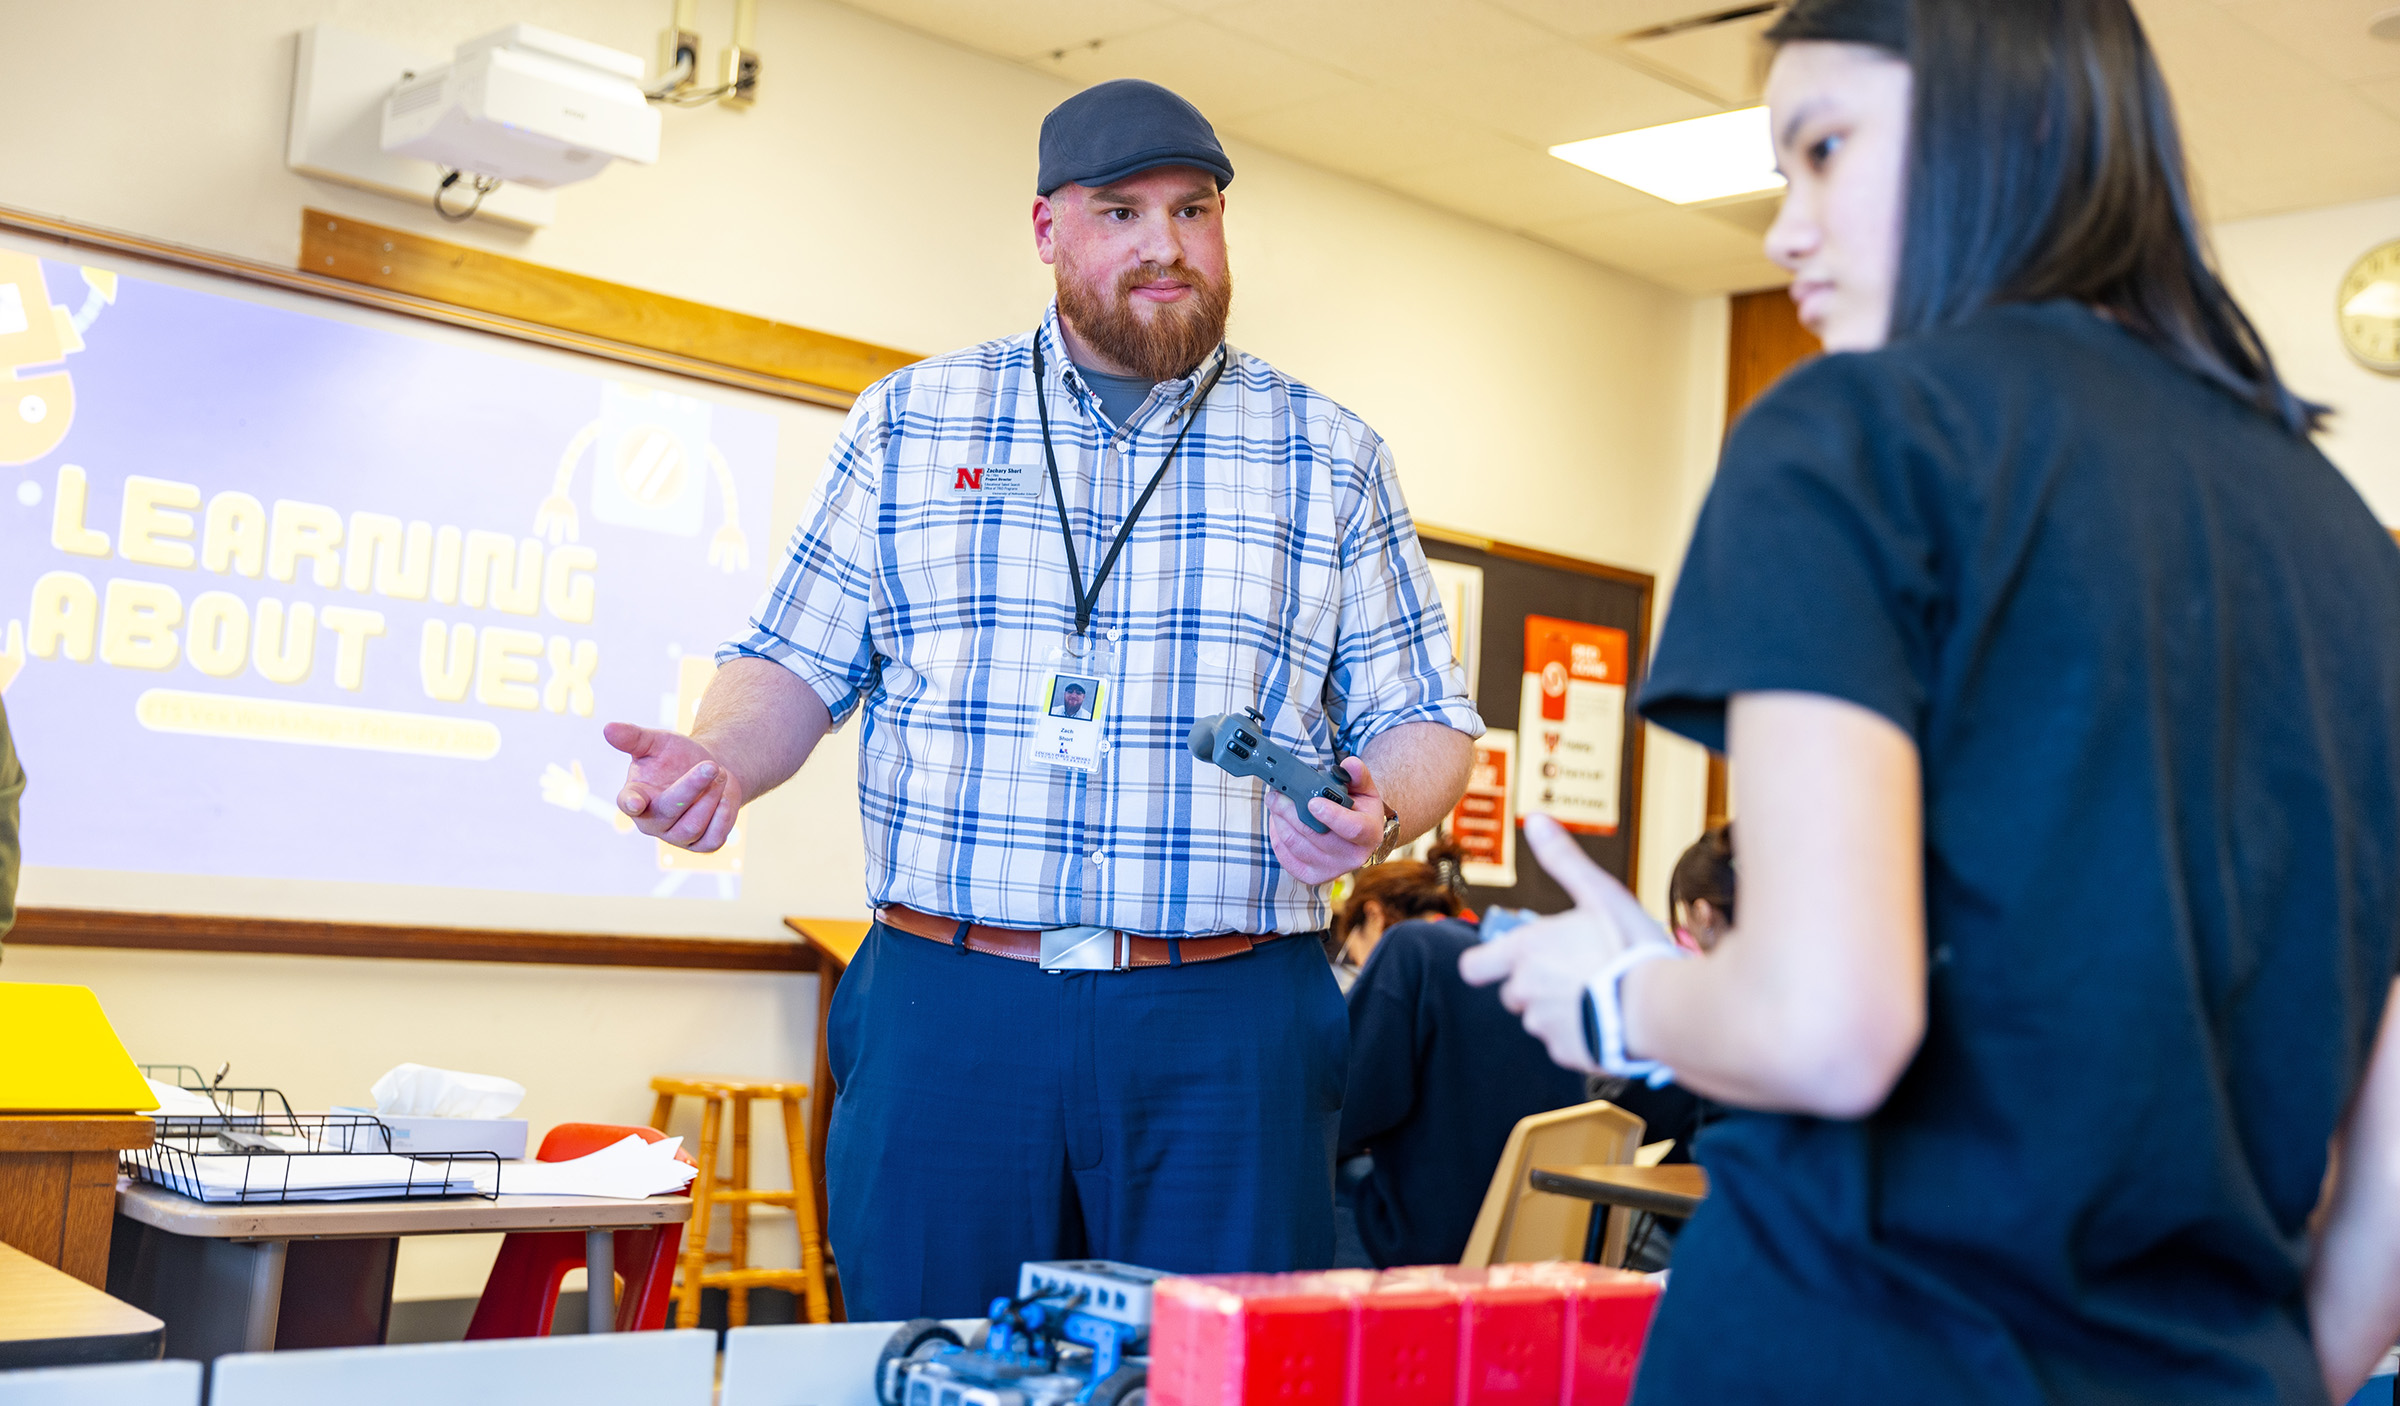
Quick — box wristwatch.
[1367,804,1402,866]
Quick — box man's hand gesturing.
[605,721,744,852]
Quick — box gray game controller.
[1188,709,1353,835]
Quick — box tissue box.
[335,1108,528,1159]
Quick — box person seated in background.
[1333,836,1590,1267]
[1323,836,1471,992]
[1590,825,1733,1270]
[1590,824,1735,1169]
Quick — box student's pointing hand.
[604,721,744,852]
[1459,815,1674,1073]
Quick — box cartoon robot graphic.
[0,253,110,468]
[2,254,113,696]
[534,381,748,571]
[534,382,757,897]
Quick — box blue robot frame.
[877,1260,1164,1406]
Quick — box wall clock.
[2340,238,2400,374]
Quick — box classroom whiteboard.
[0,226,862,937]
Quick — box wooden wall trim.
[1417,524,1658,593]
[6,909,817,973]
[300,210,919,402]
[0,205,911,409]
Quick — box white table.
[110,1177,690,1360]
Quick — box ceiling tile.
[1388,40,1718,148]
[1207,0,1559,84]
[1481,0,1732,43]
[1654,255,1792,296]
[1226,88,1511,178]
[2214,0,2400,83]
[1530,204,1769,271]
[2216,151,2400,219]
[1379,138,1664,227]
[2188,83,2400,171]
[832,0,1181,62]
[1702,193,1781,234]
[2361,75,2400,122]
[2135,0,2329,99]
[1033,19,1368,119]
[825,0,2391,296]
[1601,8,1776,106]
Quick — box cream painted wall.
[2214,195,2400,520]
[0,1,1725,1299]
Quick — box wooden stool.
[647,1077,832,1328]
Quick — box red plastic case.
[1150,1262,1660,1406]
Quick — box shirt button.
[1097,740,1111,754]
[1107,627,1122,642]
[1089,851,1107,866]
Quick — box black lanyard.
[1031,333,1224,639]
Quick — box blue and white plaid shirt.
[723,303,1480,937]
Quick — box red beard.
[1055,254,1234,382]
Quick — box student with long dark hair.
[1324,836,1470,991]
[1466,0,2400,1400]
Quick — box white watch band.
[1589,943,1688,1086]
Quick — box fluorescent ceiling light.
[1549,107,1784,205]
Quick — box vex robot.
[878,1260,1164,1406]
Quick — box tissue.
[371,1063,526,1119]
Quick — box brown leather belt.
[877,904,1285,971]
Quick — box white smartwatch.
[1582,943,1689,1086]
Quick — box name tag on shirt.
[1028,670,1108,773]
[942,463,1040,498]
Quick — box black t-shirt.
[1636,301,2400,1404]
[1339,916,1590,1267]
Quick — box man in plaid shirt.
[609,80,1478,1318]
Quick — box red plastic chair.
[462,1123,696,1338]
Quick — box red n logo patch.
[953,466,983,490]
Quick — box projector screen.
[0,229,860,928]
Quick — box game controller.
[1188,709,1353,835]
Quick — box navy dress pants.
[824,921,1348,1320]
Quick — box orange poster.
[1517,616,1628,835]
[1446,729,1517,887]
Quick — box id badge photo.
[1028,639,1110,774]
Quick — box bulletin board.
[1415,526,1653,911]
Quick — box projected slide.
[0,251,777,899]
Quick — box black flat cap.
[1037,79,1234,196]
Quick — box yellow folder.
[0,982,158,1114]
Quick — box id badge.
[1028,637,1110,774]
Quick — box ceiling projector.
[381,24,659,189]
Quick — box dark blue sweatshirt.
[1338,917,1590,1267]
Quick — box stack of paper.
[143,1079,226,1118]
[479,1134,698,1199]
[148,1152,480,1203]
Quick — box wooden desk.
[110,1179,689,1361]
[1531,1163,1710,1221]
[0,1238,164,1368]
[782,916,869,1262]
[0,1114,155,1286]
